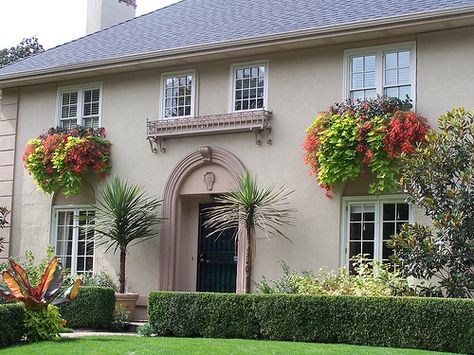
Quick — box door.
[197,203,237,292]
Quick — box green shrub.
[0,304,25,346]
[256,258,411,296]
[148,292,474,354]
[80,271,118,291]
[111,305,128,332]
[24,305,63,342]
[59,287,115,330]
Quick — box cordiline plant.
[0,256,80,341]
[0,256,80,310]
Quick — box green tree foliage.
[0,37,44,67]
[390,107,474,298]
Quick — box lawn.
[0,336,454,354]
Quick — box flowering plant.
[22,127,111,196]
[304,96,428,196]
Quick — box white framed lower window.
[231,61,268,112]
[161,71,195,119]
[343,42,416,103]
[57,84,102,129]
[341,196,412,271]
[52,207,95,275]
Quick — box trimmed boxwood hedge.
[148,292,474,354]
[59,287,115,330]
[0,304,24,347]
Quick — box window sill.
[146,110,272,153]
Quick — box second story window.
[58,85,101,129]
[345,43,415,102]
[162,72,194,119]
[232,63,267,112]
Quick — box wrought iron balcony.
[146,110,272,153]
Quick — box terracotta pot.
[115,293,139,321]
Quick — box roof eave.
[1,5,474,88]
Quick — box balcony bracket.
[147,137,166,154]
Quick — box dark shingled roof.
[1,0,473,78]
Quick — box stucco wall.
[9,26,474,296]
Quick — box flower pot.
[115,293,139,321]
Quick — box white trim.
[229,60,269,113]
[343,42,416,108]
[51,205,96,275]
[56,82,103,128]
[340,195,413,269]
[159,69,197,120]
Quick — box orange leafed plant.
[0,256,80,310]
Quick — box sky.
[0,0,181,49]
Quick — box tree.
[204,171,295,293]
[0,37,44,67]
[91,176,162,293]
[0,207,9,253]
[390,108,474,298]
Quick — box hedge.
[0,304,24,347]
[60,287,115,330]
[148,292,474,354]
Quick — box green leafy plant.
[91,176,162,293]
[22,127,111,196]
[0,256,80,341]
[137,323,155,337]
[204,171,295,293]
[256,256,411,297]
[304,96,428,195]
[24,305,64,342]
[111,305,129,332]
[80,271,119,292]
[390,107,474,298]
[0,304,25,346]
[0,37,44,67]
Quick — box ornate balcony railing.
[146,110,272,153]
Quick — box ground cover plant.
[391,107,474,298]
[0,336,456,354]
[304,96,428,195]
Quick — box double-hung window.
[58,85,101,129]
[345,43,415,102]
[161,72,195,119]
[342,198,411,271]
[232,63,267,112]
[53,208,95,275]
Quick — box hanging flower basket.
[303,96,429,196]
[22,127,111,196]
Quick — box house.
[1,0,473,315]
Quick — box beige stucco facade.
[2,26,474,304]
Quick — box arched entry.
[159,146,246,292]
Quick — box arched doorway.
[159,146,246,292]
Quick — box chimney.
[86,0,136,35]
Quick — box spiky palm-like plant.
[92,176,162,293]
[204,171,295,293]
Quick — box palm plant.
[204,171,295,293]
[91,176,162,293]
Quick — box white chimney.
[86,0,136,35]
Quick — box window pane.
[383,241,392,260]
[397,203,409,220]
[363,223,374,240]
[362,242,374,259]
[383,222,395,240]
[350,90,365,100]
[352,73,363,89]
[385,52,397,69]
[385,87,398,98]
[364,71,375,88]
[352,56,363,73]
[398,51,410,68]
[385,69,397,85]
[383,204,396,220]
[364,55,376,72]
[365,89,376,98]
[349,242,362,257]
[398,67,410,84]
[399,85,411,99]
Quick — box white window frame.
[229,60,269,113]
[51,205,96,275]
[340,195,414,269]
[343,42,416,108]
[159,70,197,120]
[56,83,103,128]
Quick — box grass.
[0,336,454,354]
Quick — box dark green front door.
[197,203,237,293]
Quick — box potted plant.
[91,176,162,319]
